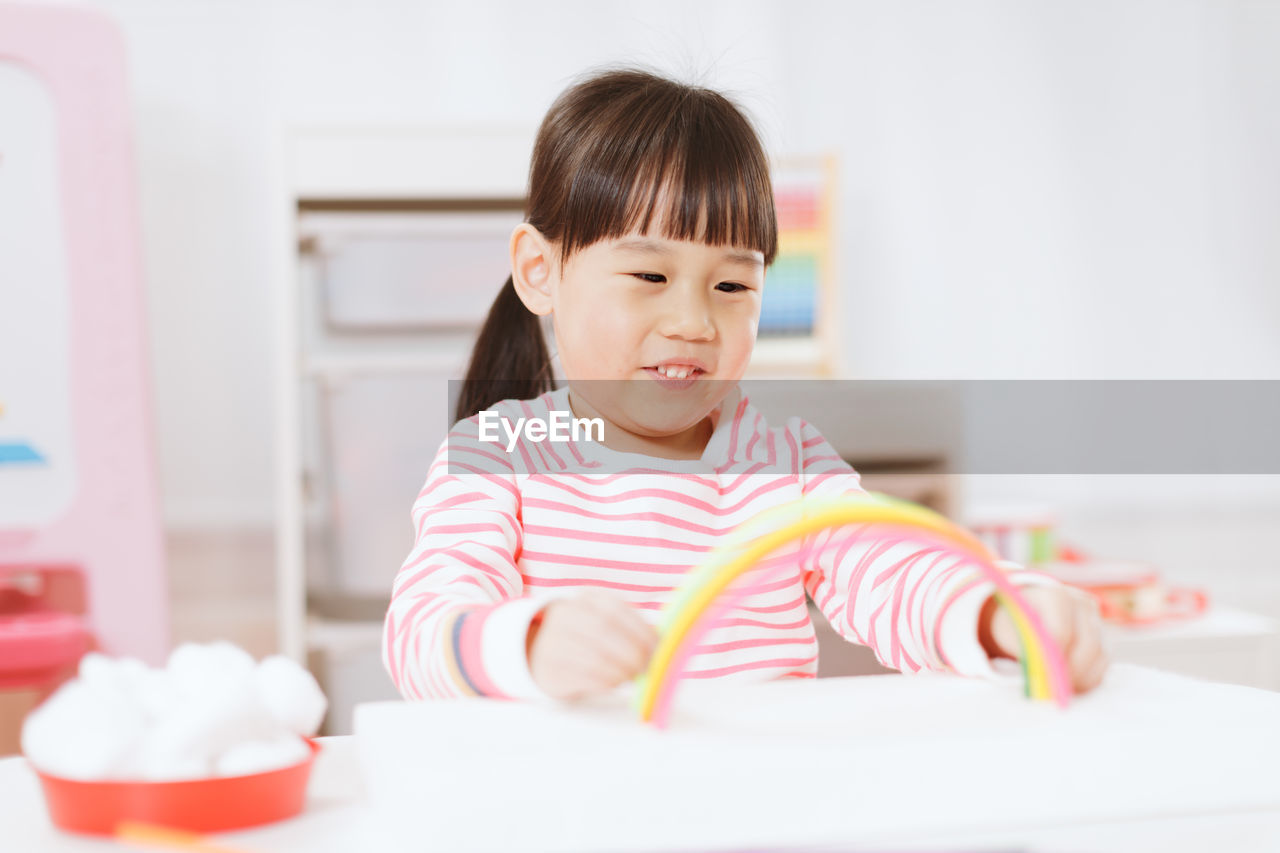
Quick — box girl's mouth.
[644,365,705,389]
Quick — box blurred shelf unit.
[275,128,847,729]
[277,127,534,679]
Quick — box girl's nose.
[657,284,716,341]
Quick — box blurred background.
[2,0,1278,741]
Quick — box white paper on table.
[355,664,1280,852]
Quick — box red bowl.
[32,738,320,836]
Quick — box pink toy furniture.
[0,1,167,739]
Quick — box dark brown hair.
[455,67,778,422]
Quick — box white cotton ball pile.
[21,642,328,782]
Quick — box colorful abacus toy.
[634,492,1073,727]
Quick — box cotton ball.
[22,681,145,780]
[167,641,257,701]
[128,687,276,781]
[115,657,153,690]
[254,655,328,737]
[78,652,123,689]
[215,735,310,777]
[134,668,181,722]
[129,707,218,781]
[83,655,177,722]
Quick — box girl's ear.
[510,223,555,316]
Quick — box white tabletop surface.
[1102,604,1278,641]
[5,666,1280,852]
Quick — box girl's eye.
[717,282,748,293]
[632,273,666,283]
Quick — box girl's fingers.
[1067,595,1109,693]
[1067,628,1102,693]
[567,619,649,677]
[1078,649,1110,692]
[579,591,659,659]
[545,646,628,698]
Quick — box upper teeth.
[657,366,696,379]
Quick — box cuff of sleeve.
[455,597,559,702]
[934,562,1064,681]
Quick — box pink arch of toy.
[647,524,1069,728]
[0,5,168,663]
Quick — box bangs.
[534,74,778,267]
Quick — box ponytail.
[454,275,555,423]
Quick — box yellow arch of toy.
[633,493,1067,724]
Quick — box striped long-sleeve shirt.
[382,383,1056,700]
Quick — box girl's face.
[511,217,766,459]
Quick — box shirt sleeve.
[793,420,1062,679]
[381,413,552,701]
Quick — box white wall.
[43,0,1280,527]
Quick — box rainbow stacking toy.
[634,492,1072,727]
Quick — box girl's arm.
[382,417,547,700]
[793,420,1060,678]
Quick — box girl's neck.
[566,388,714,461]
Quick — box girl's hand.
[526,590,659,701]
[978,585,1110,694]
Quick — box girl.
[382,67,1108,703]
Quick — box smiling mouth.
[643,366,706,389]
[645,365,706,380]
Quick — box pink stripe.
[886,549,932,671]
[508,419,539,472]
[415,491,505,532]
[726,396,748,461]
[683,655,818,679]
[737,595,808,614]
[520,524,713,552]
[417,473,459,502]
[523,498,724,536]
[442,462,521,501]
[905,552,956,665]
[424,521,513,538]
[448,442,517,470]
[719,462,772,493]
[804,470,855,495]
[538,467,720,489]
[783,429,801,473]
[520,565,799,594]
[395,595,454,683]
[524,576,676,593]
[521,546,791,575]
[872,543,931,590]
[626,594,803,612]
[743,424,761,459]
[518,399,564,469]
[384,609,398,689]
[714,614,812,631]
[814,524,870,615]
[529,473,795,516]
[933,574,986,668]
[801,435,824,449]
[519,550,697,574]
[693,636,815,654]
[805,454,845,466]
[397,546,516,595]
[565,432,589,465]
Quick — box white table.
[1101,605,1280,690]
[5,666,1280,852]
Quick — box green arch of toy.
[632,493,1072,727]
